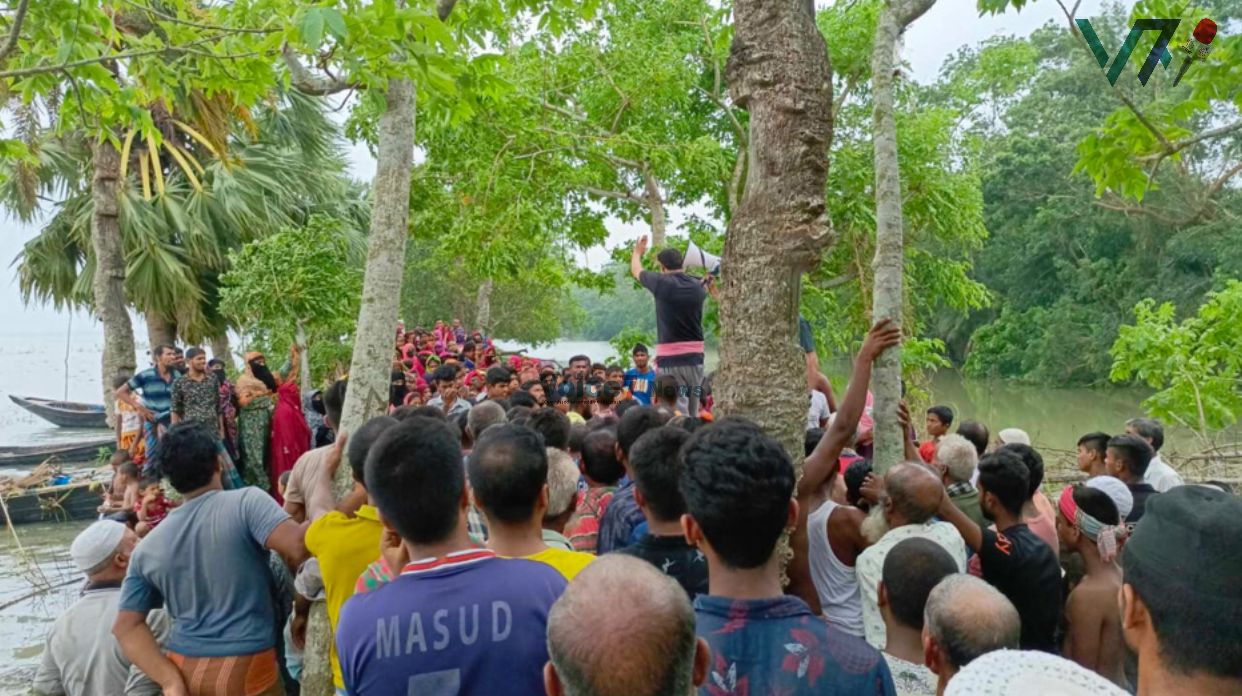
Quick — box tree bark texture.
[332,77,415,492]
[90,141,137,424]
[869,0,935,474]
[475,278,493,335]
[716,0,834,467]
[144,312,177,352]
[209,334,231,368]
[300,601,334,696]
[643,171,668,248]
[295,321,312,392]
[301,79,416,696]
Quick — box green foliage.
[945,12,1242,385]
[8,94,367,341]
[219,215,364,383]
[219,215,363,332]
[804,0,989,366]
[1070,0,1241,202]
[1110,281,1242,435]
[607,327,655,369]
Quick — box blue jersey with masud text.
[336,551,566,696]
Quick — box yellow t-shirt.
[524,547,595,580]
[305,505,384,689]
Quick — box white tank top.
[808,499,865,637]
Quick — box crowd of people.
[32,240,1242,696]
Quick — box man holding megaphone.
[631,235,709,417]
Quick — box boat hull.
[0,482,103,525]
[9,396,109,429]
[0,439,116,468]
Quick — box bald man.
[856,463,967,650]
[544,555,709,696]
[922,574,1020,695]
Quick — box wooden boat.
[0,439,115,467]
[9,395,109,429]
[0,480,104,525]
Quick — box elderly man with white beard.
[856,463,967,651]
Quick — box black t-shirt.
[639,271,706,366]
[978,524,1061,653]
[615,533,709,599]
[1126,483,1158,534]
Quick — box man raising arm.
[935,451,1061,653]
[789,319,900,618]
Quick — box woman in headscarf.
[482,345,500,369]
[267,345,311,502]
[401,374,428,407]
[208,359,240,462]
[389,370,409,413]
[235,352,276,491]
[423,353,442,374]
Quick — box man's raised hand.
[860,318,902,362]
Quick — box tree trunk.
[209,334,231,368]
[300,82,417,696]
[334,77,416,476]
[144,312,177,352]
[869,0,936,474]
[643,171,668,248]
[296,320,312,391]
[91,141,137,424]
[475,278,493,336]
[716,0,834,464]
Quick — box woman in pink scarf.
[267,345,310,504]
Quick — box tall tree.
[869,0,938,472]
[278,1,588,688]
[281,0,463,496]
[713,0,832,466]
[1,0,287,415]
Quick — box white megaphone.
[685,241,722,276]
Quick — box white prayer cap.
[997,428,1030,446]
[946,650,1127,696]
[70,520,126,574]
[1086,475,1134,520]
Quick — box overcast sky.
[0,0,1106,336]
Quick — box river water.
[0,333,1226,682]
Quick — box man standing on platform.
[631,236,707,417]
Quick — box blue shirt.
[119,488,291,656]
[623,368,657,405]
[127,367,175,418]
[337,551,566,696]
[694,595,895,696]
[596,479,644,554]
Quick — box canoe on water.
[0,481,104,526]
[0,439,116,468]
[9,395,109,429]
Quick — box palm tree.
[4,90,367,401]
[10,91,367,333]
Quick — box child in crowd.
[919,405,954,463]
[1057,484,1127,687]
[99,455,140,523]
[113,373,145,464]
[135,477,177,537]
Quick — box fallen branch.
[0,576,79,612]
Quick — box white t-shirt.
[1143,454,1183,492]
[807,391,831,431]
